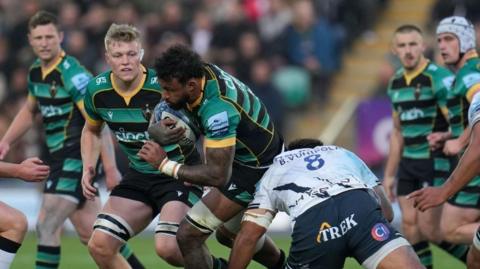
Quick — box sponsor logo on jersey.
[96,76,107,85]
[114,128,149,142]
[71,73,90,94]
[275,146,337,165]
[107,111,113,120]
[316,214,358,243]
[40,105,63,117]
[442,76,454,89]
[227,183,237,191]
[207,111,229,137]
[400,107,424,121]
[371,223,390,241]
[177,191,183,197]
[63,60,71,70]
[462,73,480,88]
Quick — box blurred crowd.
[0,0,387,165]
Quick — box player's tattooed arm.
[178,146,234,187]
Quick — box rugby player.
[410,15,480,248]
[139,44,285,269]
[228,138,424,269]
[81,24,202,269]
[0,11,144,269]
[382,24,468,267]
[409,16,480,269]
[0,158,49,269]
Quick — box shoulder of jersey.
[144,68,160,90]
[88,71,112,92]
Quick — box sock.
[437,241,468,263]
[119,244,145,269]
[36,245,60,269]
[413,241,432,269]
[211,255,228,269]
[269,249,286,269]
[0,236,21,269]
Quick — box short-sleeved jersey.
[250,146,379,226]
[28,51,92,154]
[468,91,480,128]
[387,61,453,159]
[188,64,283,167]
[447,56,480,137]
[84,68,198,174]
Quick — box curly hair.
[154,44,205,85]
[286,138,324,151]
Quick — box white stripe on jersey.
[252,146,379,226]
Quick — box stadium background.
[0,0,478,268]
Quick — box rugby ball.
[151,101,200,146]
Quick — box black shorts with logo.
[110,168,203,217]
[397,155,457,196]
[286,189,405,269]
[219,162,269,207]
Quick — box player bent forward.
[229,138,424,269]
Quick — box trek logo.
[316,214,358,243]
[371,223,390,241]
[40,105,63,117]
[114,128,149,142]
[400,108,424,121]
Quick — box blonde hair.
[104,23,141,51]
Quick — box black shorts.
[397,156,457,196]
[219,162,269,207]
[110,168,203,217]
[286,189,406,269]
[43,147,100,205]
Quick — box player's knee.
[75,224,93,245]
[7,210,28,238]
[155,237,182,266]
[88,235,117,259]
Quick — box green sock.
[36,245,60,269]
[119,244,145,269]
[437,241,468,263]
[413,241,432,269]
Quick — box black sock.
[119,244,145,269]
[412,241,432,269]
[0,235,21,254]
[437,241,468,263]
[36,245,60,269]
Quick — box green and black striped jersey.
[387,61,452,159]
[84,67,197,174]
[28,51,92,154]
[447,55,480,138]
[187,63,283,167]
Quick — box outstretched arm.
[409,123,480,211]
[0,157,50,182]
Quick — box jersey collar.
[111,65,147,106]
[187,76,206,111]
[41,50,65,80]
[403,58,429,86]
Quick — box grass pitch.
[11,233,466,268]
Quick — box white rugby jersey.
[250,146,379,225]
[469,91,480,127]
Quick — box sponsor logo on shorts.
[371,223,390,241]
[316,214,358,243]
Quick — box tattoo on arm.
[178,146,235,187]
